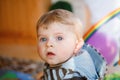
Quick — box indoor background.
[0,0,120,79]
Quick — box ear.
[74,39,84,54]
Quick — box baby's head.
[36,9,84,67]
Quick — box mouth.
[47,52,55,57]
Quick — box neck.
[49,54,75,68]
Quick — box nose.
[46,39,54,48]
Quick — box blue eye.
[40,37,47,42]
[57,36,63,41]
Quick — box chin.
[47,60,57,65]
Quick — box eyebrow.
[37,34,46,37]
[55,33,63,35]
[37,32,64,37]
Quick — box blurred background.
[0,0,120,79]
[0,0,50,61]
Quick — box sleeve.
[74,49,98,80]
[82,43,107,79]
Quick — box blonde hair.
[36,9,83,41]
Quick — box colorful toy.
[104,72,120,80]
[84,8,120,65]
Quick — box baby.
[36,9,106,80]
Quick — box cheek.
[37,45,46,60]
[65,40,76,49]
[37,44,44,55]
[57,42,76,55]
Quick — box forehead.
[38,22,74,33]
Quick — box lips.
[47,52,55,57]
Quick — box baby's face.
[37,22,78,67]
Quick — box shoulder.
[74,48,92,62]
